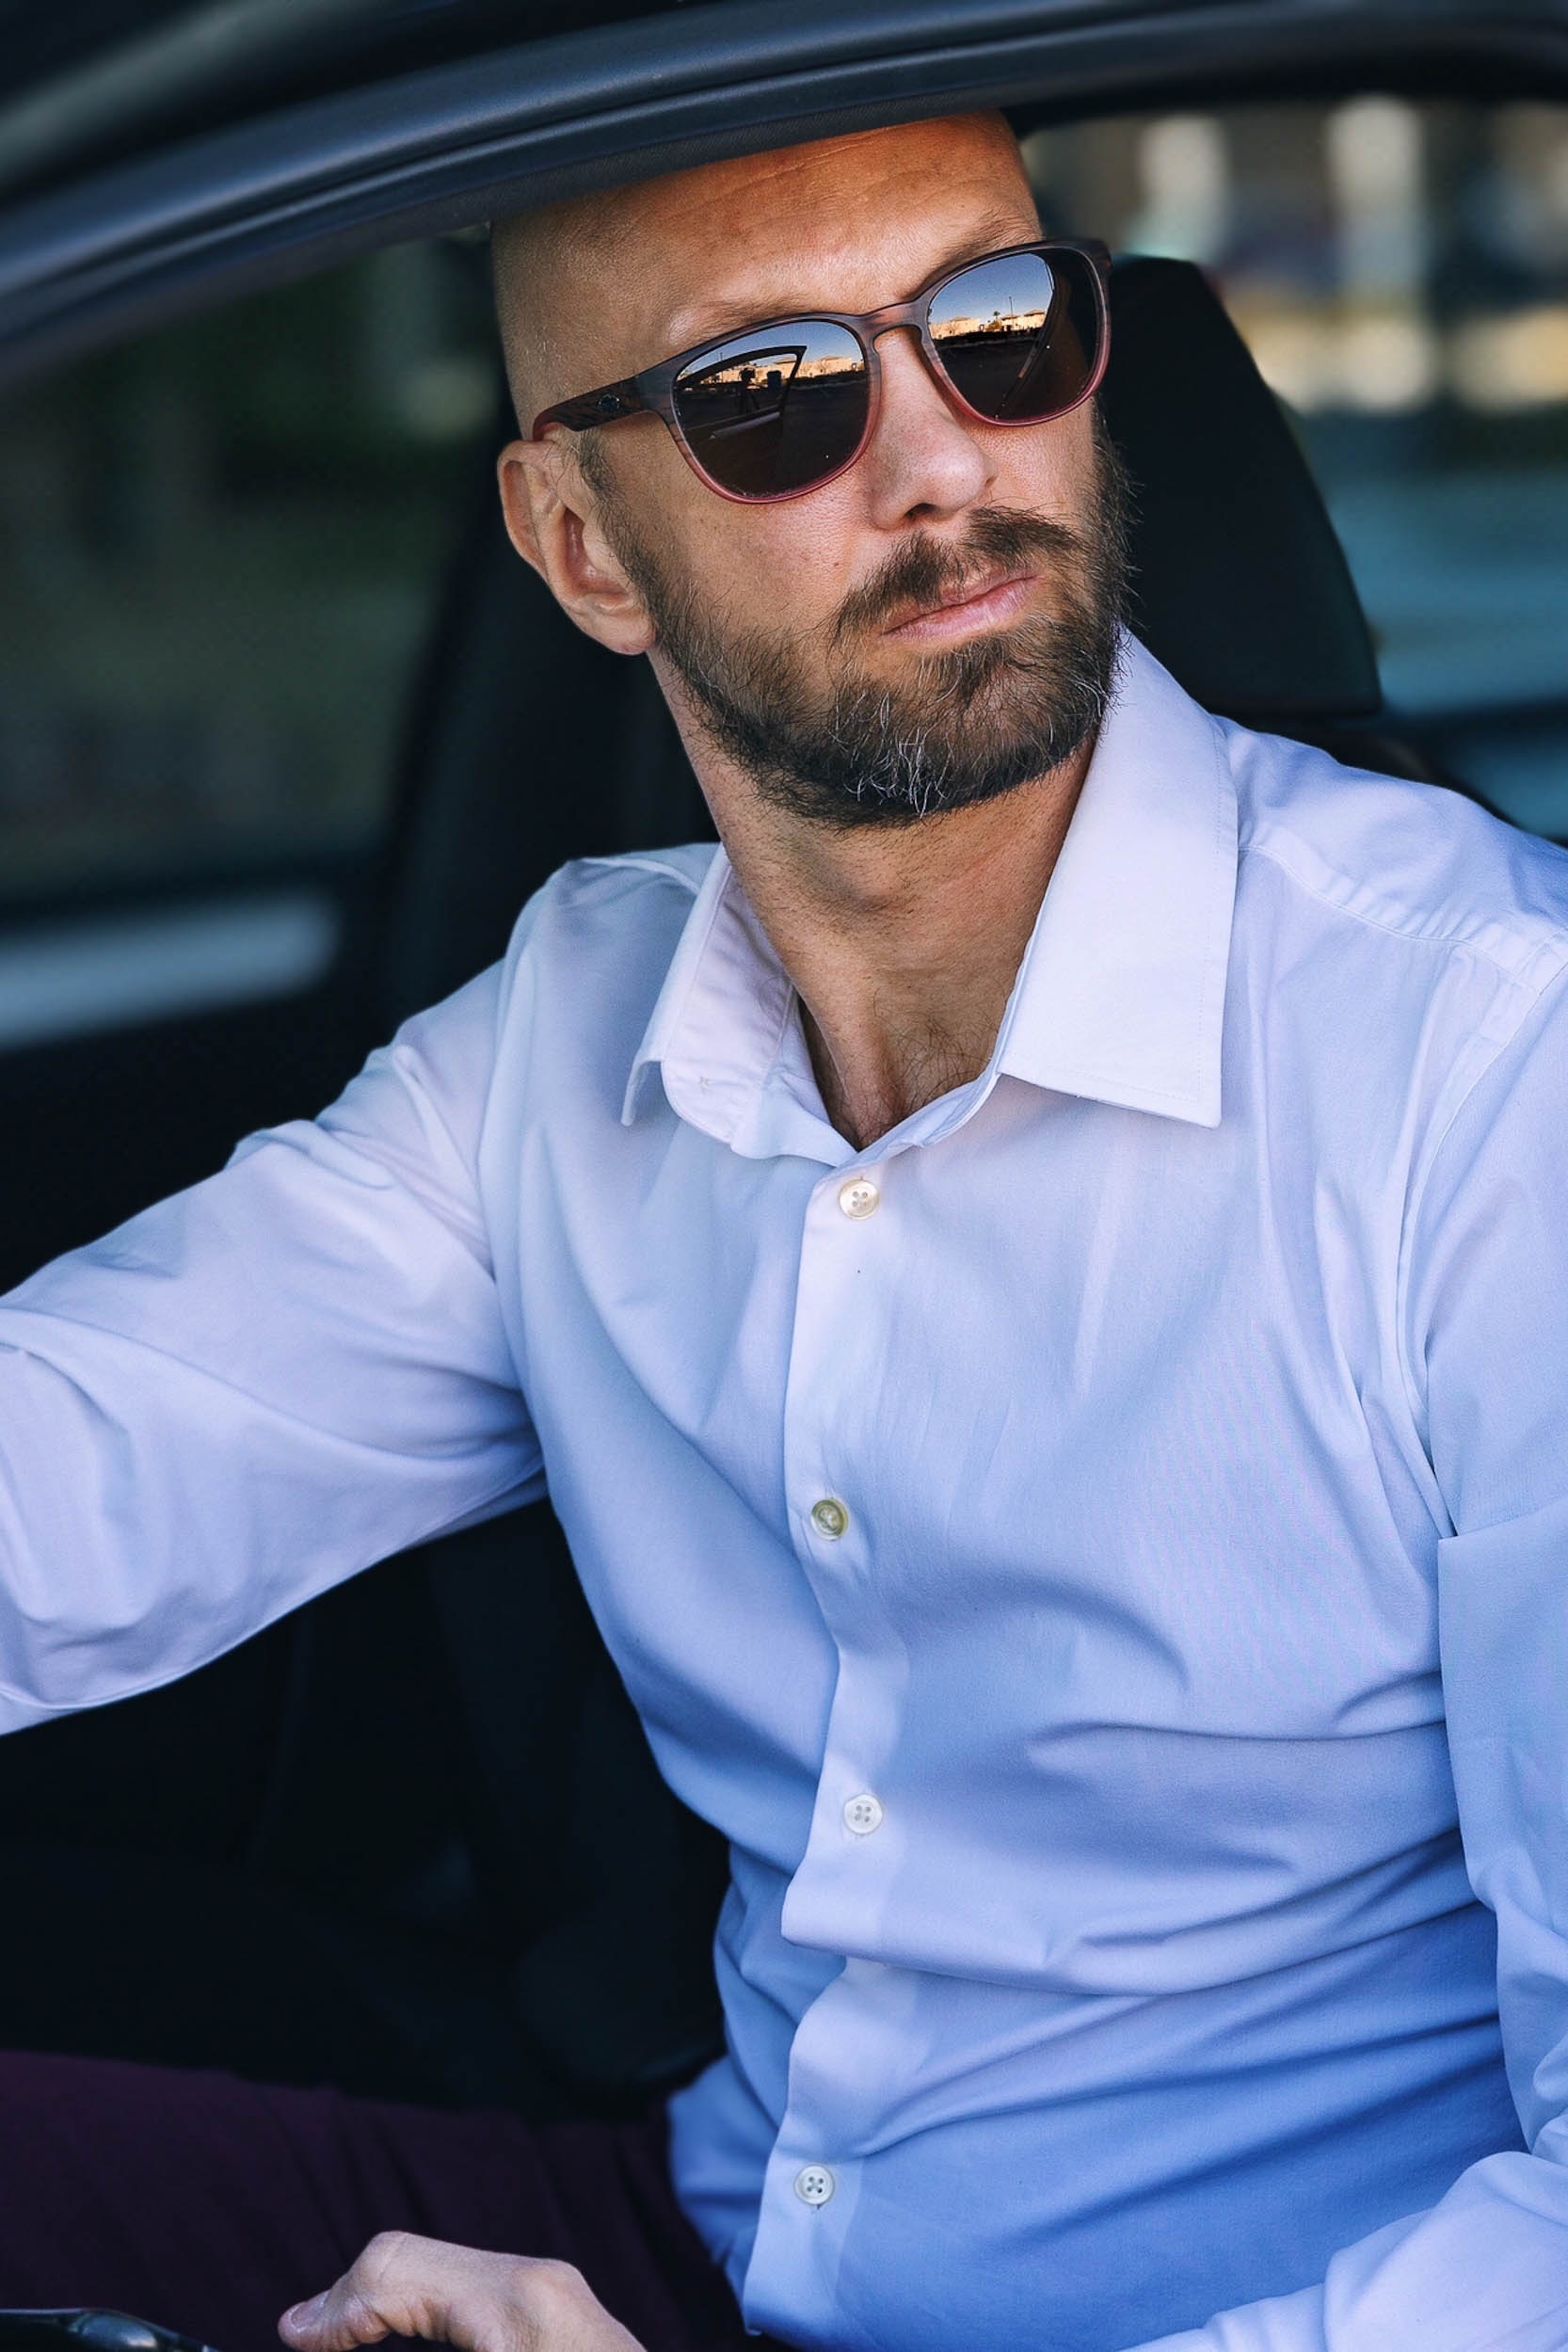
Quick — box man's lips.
[881,568,1038,647]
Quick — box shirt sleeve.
[1127,965,1568,2352]
[0,963,543,1731]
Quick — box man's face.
[504,118,1128,827]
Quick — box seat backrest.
[1099,256,1381,723]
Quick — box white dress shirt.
[3,636,1568,2351]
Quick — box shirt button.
[793,2163,836,2206]
[810,1497,849,1541]
[842,1791,884,1835]
[838,1176,880,1219]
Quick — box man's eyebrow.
[659,216,1039,354]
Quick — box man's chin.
[650,558,1122,829]
[840,681,1088,779]
[760,720,1085,830]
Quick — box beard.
[586,422,1132,829]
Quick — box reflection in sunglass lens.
[928,250,1100,423]
[672,319,868,497]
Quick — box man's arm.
[1127,971,1568,2350]
[0,963,543,1728]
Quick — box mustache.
[830,508,1089,648]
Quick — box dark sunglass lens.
[929,250,1100,424]
[673,321,868,497]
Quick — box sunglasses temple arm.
[531,376,650,440]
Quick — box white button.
[838,1176,880,1220]
[842,1791,884,1835]
[810,1496,849,1541]
[793,2163,836,2206]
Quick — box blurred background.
[0,94,1564,1053]
[1032,98,1568,836]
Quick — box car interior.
[0,65,1563,2121]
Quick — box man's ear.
[495,436,656,657]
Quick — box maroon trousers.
[0,2053,757,2352]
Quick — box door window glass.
[0,235,501,912]
[1030,100,1568,836]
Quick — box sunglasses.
[531,238,1112,504]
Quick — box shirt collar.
[622,835,838,1161]
[990,633,1238,1127]
[623,634,1239,1154]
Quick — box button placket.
[788,1160,895,1569]
[742,1971,877,2340]
[777,1160,901,1966]
[786,1176,859,1585]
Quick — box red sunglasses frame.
[530,237,1113,504]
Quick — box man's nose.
[857,323,994,524]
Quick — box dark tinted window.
[0,234,500,1046]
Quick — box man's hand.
[279,2231,646,2352]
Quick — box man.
[0,107,1566,2352]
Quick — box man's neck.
[674,715,1096,1150]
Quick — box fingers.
[279,2232,644,2352]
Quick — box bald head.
[490,113,1036,437]
[490,177,632,439]
[490,104,1120,869]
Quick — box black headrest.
[378,252,1383,1025]
[1103,256,1381,720]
